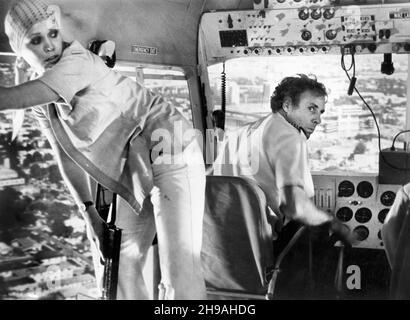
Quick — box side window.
[115,64,193,126]
[0,56,97,300]
[208,55,408,174]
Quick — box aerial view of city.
[0,56,98,300]
[0,51,408,299]
[208,53,408,174]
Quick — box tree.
[29,129,42,139]
[48,164,62,183]
[32,151,43,162]
[43,153,54,161]
[348,141,367,160]
[353,141,367,155]
[0,187,32,230]
[50,220,74,237]
[30,163,45,179]
[23,153,34,167]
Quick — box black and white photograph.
[0,0,409,313]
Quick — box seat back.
[201,175,276,297]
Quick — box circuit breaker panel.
[200,2,410,63]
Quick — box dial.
[298,8,309,20]
[311,8,322,20]
[301,30,312,41]
[338,180,355,197]
[357,181,373,198]
[336,207,353,222]
[323,8,335,20]
[353,226,369,242]
[378,208,390,224]
[354,208,372,223]
[325,29,337,40]
[380,191,396,207]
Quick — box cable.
[340,47,409,171]
[391,130,410,151]
[221,61,226,115]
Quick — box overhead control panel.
[199,2,410,63]
[312,173,401,250]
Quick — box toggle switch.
[227,14,233,28]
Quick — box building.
[33,248,67,266]
[11,237,42,253]
[0,242,12,255]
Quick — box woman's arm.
[0,80,60,111]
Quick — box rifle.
[95,183,122,300]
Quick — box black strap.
[95,183,117,225]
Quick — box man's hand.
[327,218,357,248]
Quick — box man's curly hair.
[270,74,328,113]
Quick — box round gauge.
[323,8,335,20]
[377,230,382,240]
[353,226,369,242]
[378,209,390,224]
[357,181,373,198]
[380,191,396,207]
[301,30,312,41]
[310,8,322,20]
[354,208,372,223]
[325,29,337,40]
[338,180,355,197]
[336,207,353,222]
[298,8,309,20]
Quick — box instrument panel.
[253,0,338,10]
[312,173,401,250]
[199,2,410,63]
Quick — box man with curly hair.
[213,74,352,298]
[214,74,336,229]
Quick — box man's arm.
[280,185,355,245]
[279,185,333,226]
[0,80,59,111]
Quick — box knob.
[323,8,335,19]
[325,29,337,40]
[227,14,233,28]
[298,8,309,20]
[353,226,369,242]
[355,45,364,53]
[301,30,312,41]
[368,43,377,52]
[311,8,322,20]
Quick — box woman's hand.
[84,205,108,263]
[14,57,31,73]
